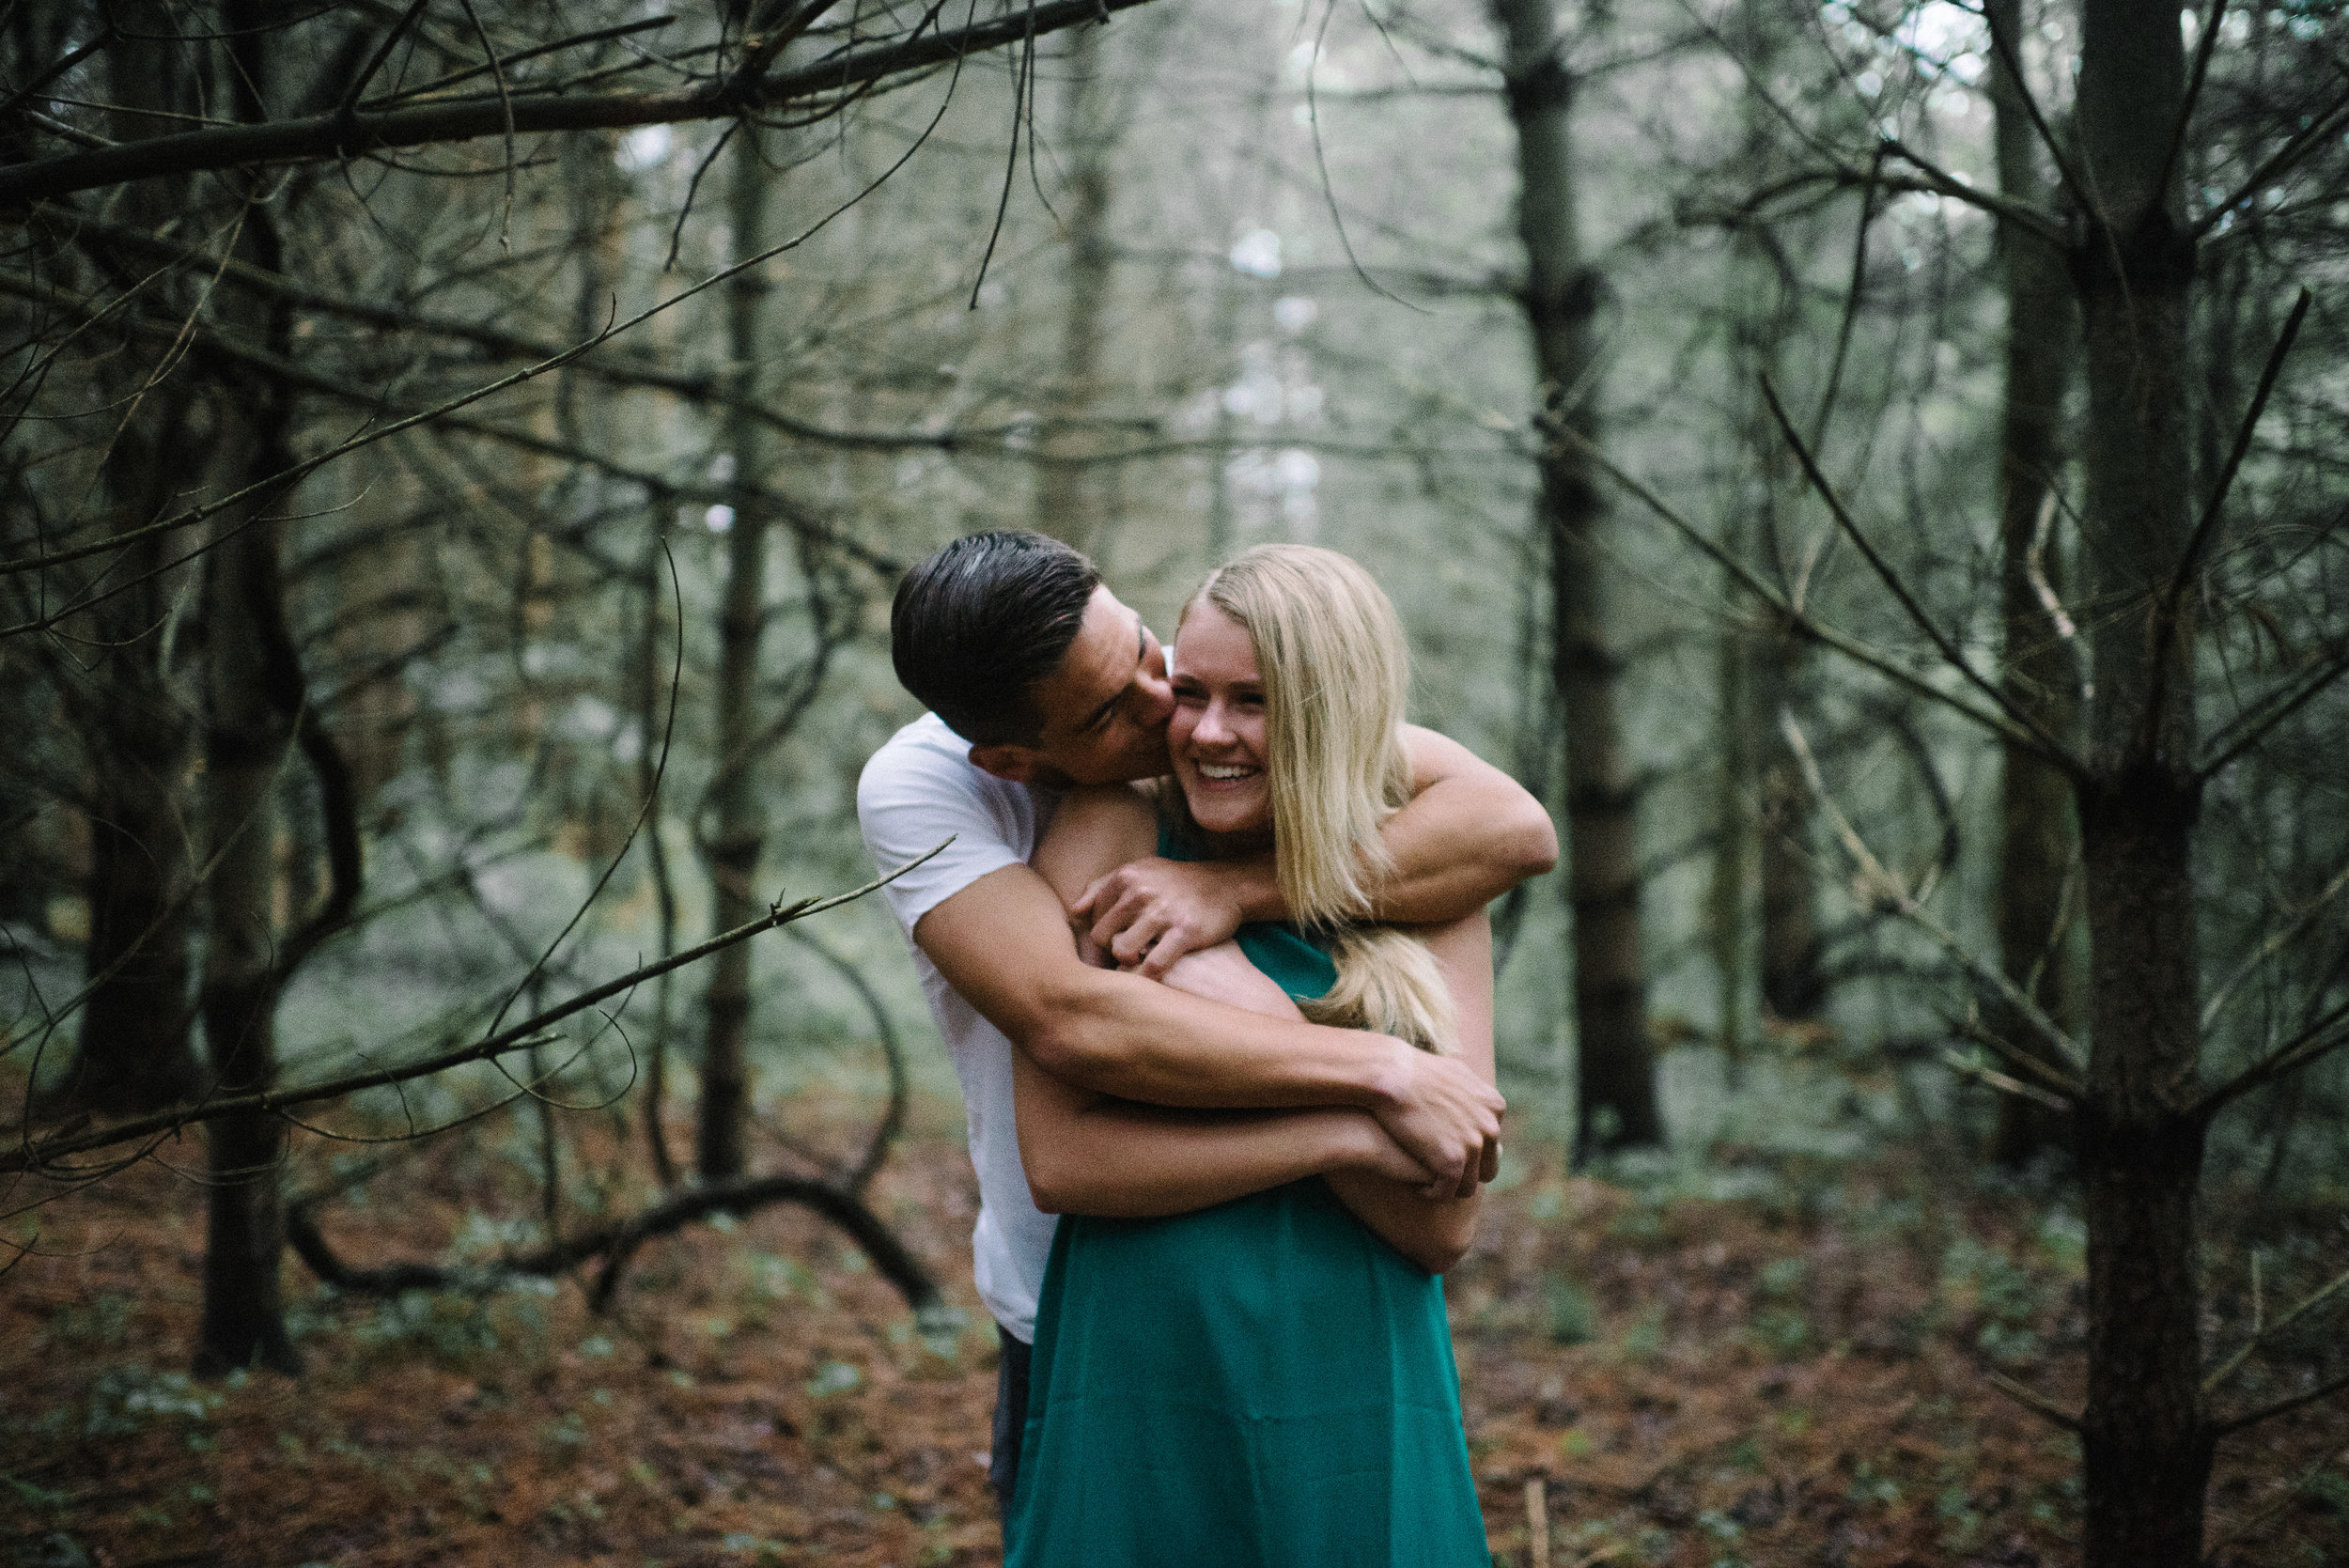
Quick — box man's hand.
[1070,856,1271,978]
[1373,1047,1505,1201]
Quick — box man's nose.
[1130,669,1174,725]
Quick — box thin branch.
[2192,995,2349,1120]
[1761,380,2087,776]
[2154,0,2226,210]
[2202,857,2349,1033]
[1944,1045,2074,1111]
[1781,712,2087,1087]
[2205,1262,2349,1395]
[0,22,118,126]
[2193,76,2349,240]
[1555,426,2044,750]
[1875,136,2066,245]
[1983,1368,2082,1432]
[359,14,680,108]
[288,1166,943,1314]
[2213,1363,2349,1438]
[334,0,435,119]
[2143,288,2312,754]
[1978,0,2092,218]
[0,845,949,1175]
[0,0,1159,208]
[2196,631,2349,782]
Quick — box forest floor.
[4,1089,2346,1568]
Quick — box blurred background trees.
[5,0,2347,1562]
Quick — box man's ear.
[969,743,1039,784]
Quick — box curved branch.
[288,1166,942,1314]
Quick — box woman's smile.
[1169,603,1272,836]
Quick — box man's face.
[971,585,1174,787]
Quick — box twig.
[2205,1261,2349,1395]
[2194,995,2349,1119]
[1761,375,2085,778]
[1781,712,2085,1088]
[1984,1368,2082,1432]
[2142,288,2312,757]
[0,0,1162,208]
[2212,1363,2349,1438]
[2155,0,2227,211]
[1978,0,2092,219]
[2201,857,2349,1033]
[1553,425,2044,753]
[0,844,949,1175]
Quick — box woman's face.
[1169,602,1272,837]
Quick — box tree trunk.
[2070,2,2210,1560]
[44,2,208,1119]
[195,508,301,1377]
[1754,626,1821,1021]
[1490,0,1661,1154]
[1733,0,1821,1030]
[696,114,775,1184]
[1034,21,1117,553]
[1987,0,2079,1167]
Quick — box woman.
[1004,544,1494,1567]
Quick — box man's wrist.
[1349,1032,1420,1114]
[1218,856,1285,924]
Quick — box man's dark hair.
[892,530,1102,744]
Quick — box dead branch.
[0,0,1157,208]
[1983,1367,2083,1433]
[0,844,947,1176]
[1780,712,2087,1092]
[287,1165,944,1317]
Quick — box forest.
[1,0,2345,1563]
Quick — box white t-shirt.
[856,712,1063,1343]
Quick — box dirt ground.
[4,1095,2345,1568]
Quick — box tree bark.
[42,2,208,1119]
[1490,0,1661,1154]
[1988,0,2080,1166]
[1034,22,1119,553]
[2069,2,2210,1560]
[194,1,310,1377]
[696,112,775,1185]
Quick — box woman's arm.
[1013,1047,1431,1216]
[1320,912,1497,1273]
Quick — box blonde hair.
[1184,544,1456,1055]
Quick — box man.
[855,531,1555,1521]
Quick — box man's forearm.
[1026,962,1417,1111]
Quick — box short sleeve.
[857,729,1031,936]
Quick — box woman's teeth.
[1197,763,1256,781]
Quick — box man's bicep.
[912,863,1092,1036]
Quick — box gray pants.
[990,1325,1034,1525]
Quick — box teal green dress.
[1003,872,1490,1566]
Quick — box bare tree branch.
[0,844,948,1176]
[0,0,1158,208]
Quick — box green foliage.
[1940,1234,2057,1367]
[1544,1277,1599,1345]
[40,1293,133,1351]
